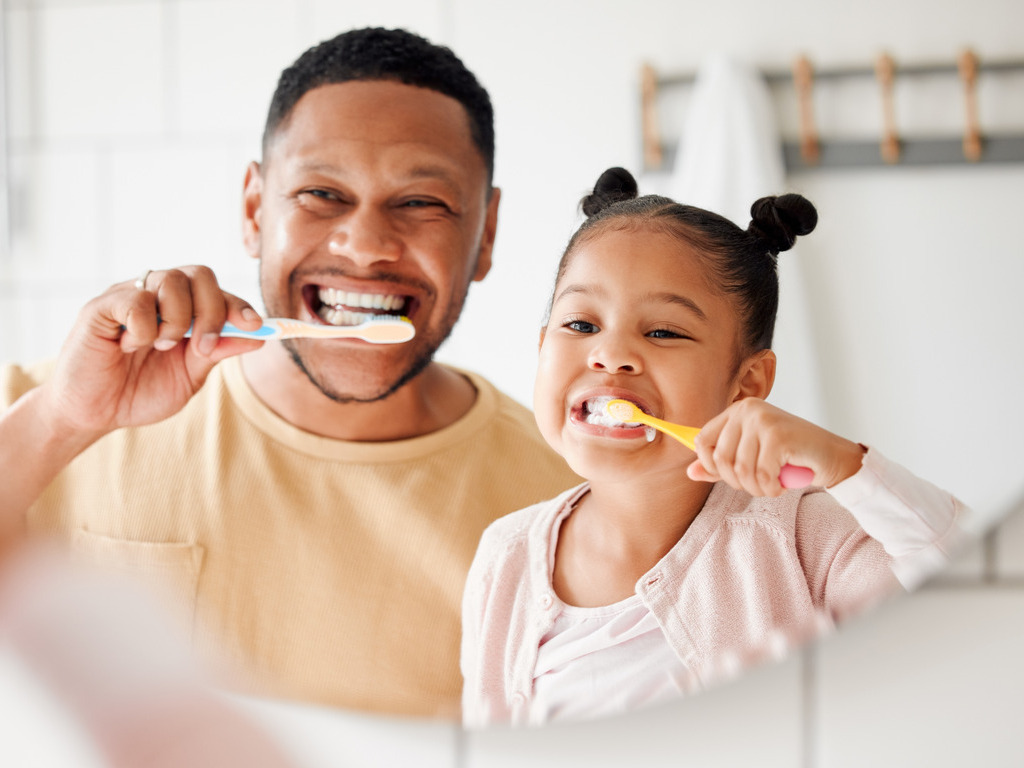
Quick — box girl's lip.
[569,388,655,417]
[568,388,656,440]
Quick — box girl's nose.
[587,336,642,374]
[328,206,402,266]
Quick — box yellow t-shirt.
[2,356,580,719]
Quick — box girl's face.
[533,225,767,481]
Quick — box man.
[0,28,579,720]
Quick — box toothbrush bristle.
[360,316,415,343]
[607,399,639,421]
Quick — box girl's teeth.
[584,396,644,428]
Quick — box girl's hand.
[40,265,264,442]
[686,398,865,497]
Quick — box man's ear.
[732,349,776,402]
[242,161,263,260]
[472,187,501,282]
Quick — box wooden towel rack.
[641,51,1024,171]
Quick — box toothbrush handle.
[182,321,280,339]
[779,464,815,489]
[652,417,815,489]
[214,321,280,339]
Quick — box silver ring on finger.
[134,269,152,291]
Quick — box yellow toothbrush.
[606,398,815,489]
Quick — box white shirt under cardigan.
[460,448,968,728]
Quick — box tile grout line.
[0,0,10,268]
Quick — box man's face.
[242,80,499,403]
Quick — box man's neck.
[239,344,478,442]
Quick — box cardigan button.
[511,691,528,707]
[539,592,554,609]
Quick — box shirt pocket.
[71,529,205,636]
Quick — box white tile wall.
[4,2,1024,767]
[306,0,446,46]
[173,0,302,137]
[5,147,104,284]
[35,3,165,139]
[106,143,250,280]
[5,7,34,141]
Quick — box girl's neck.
[552,472,713,608]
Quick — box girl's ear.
[732,349,776,402]
[537,327,547,351]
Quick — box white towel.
[668,55,826,425]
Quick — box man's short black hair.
[263,27,495,184]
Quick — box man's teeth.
[316,288,406,326]
[317,307,377,326]
[318,287,406,312]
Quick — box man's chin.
[282,340,433,405]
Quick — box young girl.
[460,167,968,728]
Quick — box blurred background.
[2,0,1023,766]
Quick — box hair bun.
[748,194,818,254]
[581,167,639,217]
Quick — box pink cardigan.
[461,448,967,727]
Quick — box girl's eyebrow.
[553,284,708,322]
[646,291,708,322]
[551,283,599,305]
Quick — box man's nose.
[327,206,402,266]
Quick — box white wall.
[3,1,1024,766]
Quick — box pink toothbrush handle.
[779,464,815,489]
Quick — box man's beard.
[274,277,470,404]
[281,338,435,404]
[258,253,479,404]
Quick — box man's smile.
[305,285,417,326]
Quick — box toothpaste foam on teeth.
[585,396,653,442]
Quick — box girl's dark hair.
[554,167,817,353]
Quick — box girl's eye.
[566,319,598,334]
[647,328,686,339]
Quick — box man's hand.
[0,266,264,527]
[42,265,264,438]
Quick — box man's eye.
[301,189,337,202]
[402,199,449,210]
[566,320,598,334]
